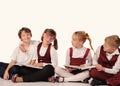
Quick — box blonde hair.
[41,28,58,50]
[105,35,120,49]
[73,31,94,52]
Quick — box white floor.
[0,78,90,86]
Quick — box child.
[90,35,120,86]
[12,28,58,82]
[0,27,38,80]
[55,31,94,82]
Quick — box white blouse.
[93,45,120,74]
[39,45,58,67]
[65,46,92,66]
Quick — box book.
[64,65,95,70]
[15,64,43,69]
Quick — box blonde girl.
[90,35,120,86]
[55,31,94,82]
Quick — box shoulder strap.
[69,47,73,58]
[83,48,90,59]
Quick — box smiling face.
[20,31,31,44]
[41,29,56,46]
[43,32,55,44]
[18,27,32,44]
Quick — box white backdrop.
[0,0,120,66]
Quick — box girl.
[90,35,120,86]
[0,27,38,80]
[12,28,58,82]
[55,31,94,82]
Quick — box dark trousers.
[0,62,18,79]
[21,65,55,82]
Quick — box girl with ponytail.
[55,31,94,83]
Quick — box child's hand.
[80,64,85,68]
[66,67,76,72]
[94,64,105,71]
[3,71,9,80]
[33,63,43,67]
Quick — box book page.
[80,65,95,70]
[64,65,95,70]
[64,65,81,69]
[15,63,43,69]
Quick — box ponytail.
[86,33,95,53]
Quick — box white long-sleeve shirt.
[93,45,120,74]
[38,45,58,67]
[65,46,92,66]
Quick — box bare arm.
[4,60,15,80]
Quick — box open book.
[15,64,43,69]
[64,65,95,70]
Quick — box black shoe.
[55,76,64,83]
[90,78,107,86]
[83,77,91,83]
